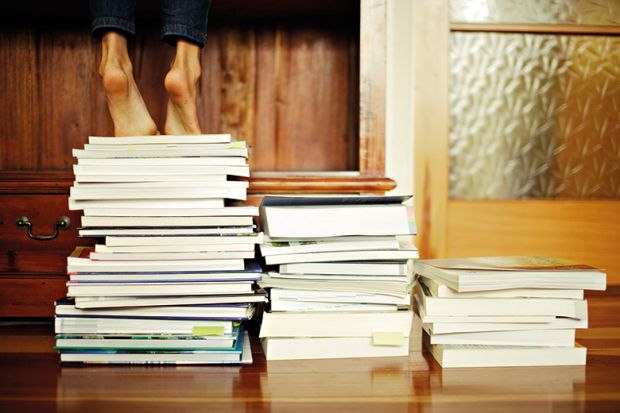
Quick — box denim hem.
[91,17,136,38]
[161,24,206,47]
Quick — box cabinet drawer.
[0,194,94,273]
[0,275,68,317]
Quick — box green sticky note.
[372,331,404,347]
[192,326,225,336]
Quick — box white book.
[415,256,606,292]
[416,305,557,324]
[66,281,254,297]
[84,206,258,217]
[73,148,248,159]
[261,204,414,238]
[70,270,259,282]
[428,342,587,368]
[88,134,232,145]
[426,317,588,334]
[84,142,245,150]
[270,300,400,312]
[79,227,254,237]
[260,273,411,297]
[74,294,266,309]
[74,164,250,177]
[55,317,233,335]
[105,233,264,246]
[270,273,410,283]
[75,174,227,183]
[88,251,255,261]
[264,249,419,265]
[55,335,237,350]
[78,157,247,166]
[421,277,584,299]
[259,236,399,256]
[427,328,576,347]
[67,257,245,273]
[70,187,247,201]
[259,311,413,338]
[279,261,411,276]
[415,285,586,318]
[81,216,253,228]
[270,288,412,305]
[55,304,253,320]
[94,243,255,253]
[73,180,249,188]
[261,337,409,361]
[70,198,225,211]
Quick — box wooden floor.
[1,288,620,412]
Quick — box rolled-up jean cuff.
[91,17,136,38]
[161,24,206,47]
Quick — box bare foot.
[164,40,202,135]
[99,33,158,136]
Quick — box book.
[84,206,258,217]
[73,148,248,158]
[77,156,247,166]
[265,250,418,265]
[260,273,411,297]
[74,164,250,177]
[414,256,607,292]
[73,180,249,189]
[88,251,255,261]
[84,142,245,150]
[414,284,586,317]
[93,243,256,253]
[70,198,225,211]
[75,174,227,183]
[67,257,246,273]
[416,304,557,324]
[81,216,253,228]
[55,317,235,335]
[74,294,266,309]
[55,301,254,321]
[421,277,585,299]
[66,281,255,297]
[426,328,576,346]
[269,288,411,306]
[279,261,411,276]
[55,333,238,350]
[258,236,400,256]
[261,336,410,360]
[260,196,415,238]
[70,186,247,201]
[105,233,264,246]
[88,134,232,145]
[269,300,402,313]
[259,311,413,338]
[425,317,587,334]
[79,227,255,237]
[427,341,587,368]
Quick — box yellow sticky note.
[192,326,225,336]
[372,331,404,347]
[230,141,245,149]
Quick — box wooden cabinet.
[0,0,392,316]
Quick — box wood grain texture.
[447,200,620,284]
[1,288,620,411]
[0,276,67,317]
[359,0,386,176]
[413,0,449,259]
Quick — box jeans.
[89,0,212,47]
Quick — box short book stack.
[257,195,419,360]
[55,134,263,364]
[414,256,607,368]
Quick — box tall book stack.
[257,196,419,360]
[55,134,263,364]
[414,256,607,368]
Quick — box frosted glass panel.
[451,0,620,25]
[449,33,620,199]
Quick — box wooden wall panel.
[1,18,359,173]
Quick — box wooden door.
[414,0,620,284]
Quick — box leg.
[160,0,212,135]
[90,0,158,136]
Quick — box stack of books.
[257,195,419,360]
[414,256,607,368]
[55,134,263,364]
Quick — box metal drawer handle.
[15,216,71,241]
